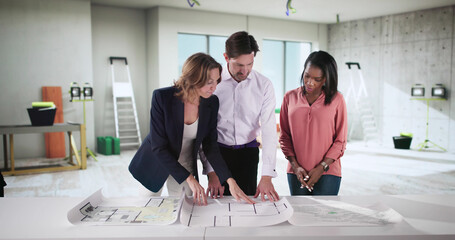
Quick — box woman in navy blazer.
[129,53,254,205]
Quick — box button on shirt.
[214,66,278,177]
[279,88,347,177]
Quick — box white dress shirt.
[178,118,198,175]
[212,66,278,177]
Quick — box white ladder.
[109,57,142,149]
[345,62,379,143]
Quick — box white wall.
[91,5,148,141]
[0,0,93,159]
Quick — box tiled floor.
[3,141,455,198]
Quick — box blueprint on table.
[67,189,183,225]
[68,189,402,227]
[180,194,294,227]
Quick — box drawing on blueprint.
[179,194,294,227]
[68,189,183,225]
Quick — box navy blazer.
[129,86,232,193]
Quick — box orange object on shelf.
[42,86,65,158]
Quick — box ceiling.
[90,0,455,24]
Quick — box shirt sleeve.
[260,80,278,177]
[325,93,348,161]
[198,145,214,175]
[278,92,296,159]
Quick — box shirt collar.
[222,64,252,82]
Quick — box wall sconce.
[411,84,425,97]
[431,83,446,98]
[83,82,93,99]
[70,82,81,101]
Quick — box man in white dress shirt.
[204,31,279,202]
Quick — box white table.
[0,197,204,240]
[206,195,455,240]
[0,195,454,240]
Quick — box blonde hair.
[174,52,222,103]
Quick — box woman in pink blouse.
[279,51,347,195]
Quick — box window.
[208,36,227,64]
[178,33,227,74]
[262,40,312,108]
[178,35,312,109]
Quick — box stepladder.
[109,57,142,149]
[345,62,379,144]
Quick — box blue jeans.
[287,173,341,196]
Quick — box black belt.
[218,140,259,149]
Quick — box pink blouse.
[279,88,347,177]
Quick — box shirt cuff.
[261,164,278,178]
[326,149,344,161]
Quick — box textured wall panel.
[429,100,450,120]
[381,16,394,44]
[414,7,453,41]
[410,99,428,120]
[328,22,351,49]
[428,118,450,149]
[355,46,381,114]
[410,119,426,149]
[350,17,381,47]
[414,39,452,92]
[328,6,454,152]
[382,81,412,118]
[332,47,352,96]
[388,42,416,100]
[393,12,415,43]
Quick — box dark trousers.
[220,147,259,196]
[288,173,341,196]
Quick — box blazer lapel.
[197,97,210,142]
[172,96,184,150]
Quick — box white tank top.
[177,118,198,175]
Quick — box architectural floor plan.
[68,189,182,225]
[68,189,401,227]
[179,195,294,227]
